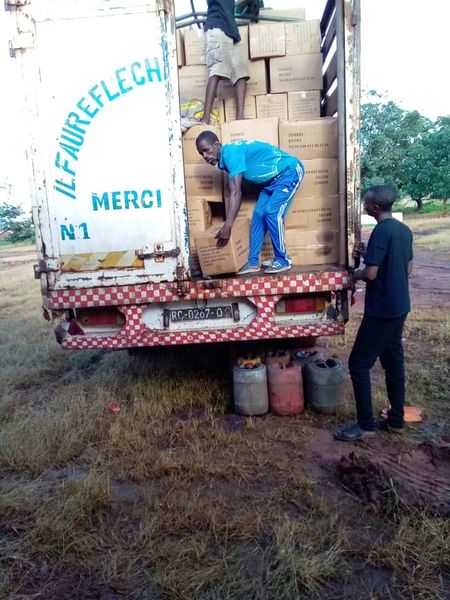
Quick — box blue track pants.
[248,164,304,266]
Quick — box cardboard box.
[285,20,321,55]
[260,228,339,265]
[285,195,339,229]
[238,25,250,60]
[288,91,321,120]
[187,197,212,236]
[249,22,286,59]
[222,117,279,146]
[218,59,267,98]
[178,65,209,101]
[182,124,221,165]
[259,8,306,21]
[270,54,323,93]
[224,197,257,222]
[176,29,185,67]
[195,219,250,276]
[284,229,339,265]
[184,28,206,65]
[256,93,288,119]
[224,96,257,121]
[297,158,338,198]
[184,163,223,197]
[279,117,338,160]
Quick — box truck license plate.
[169,305,233,322]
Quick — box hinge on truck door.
[33,258,59,279]
[135,243,180,262]
[8,32,34,57]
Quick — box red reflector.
[68,319,85,335]
[77,309,125,326]
[277,297,327,314]
[284,298,318,312]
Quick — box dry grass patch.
[1,234,449,598]
[369,512,450,600]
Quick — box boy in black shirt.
[335,186,414,441]
[201,0,249,124]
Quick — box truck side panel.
[9,0,188,288]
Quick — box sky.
[1,0,449,208]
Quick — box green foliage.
[0,202,34,243]
[361,95,450,210]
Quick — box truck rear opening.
[7,0,360,349]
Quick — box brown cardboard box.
[270,54,323,93]
[218,59,267,99]
[195,219,250,276]
[249,22,286,59]
[224,197,257,221]
[239,25,250,60]
[256,93,288,119]
[297,158,338,198]
[178,65,209,101]
[285,20,321,55]
[288,91,321,120]
[284,229,339,265]
[260,228,339,265]
[187,197,212,236]
[184,28,206,65]
[182,124,221,164]
[222,117,279,145]
[279,117,338,160]
[285,195,339,229]
[259,8,306,21]
[224,96,257,121]
[184,164,223,197]
[176,29,185,67]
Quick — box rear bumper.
[47,270,351,349]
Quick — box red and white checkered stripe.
[52,271,351,350]
[48,271,350,309]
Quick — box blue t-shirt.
[364,218,413,318]
[219,140,302,185]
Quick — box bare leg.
[234,77,247,120]
[201,75,220,124]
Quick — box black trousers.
[348,314,407,430]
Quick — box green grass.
[396,199,449,215]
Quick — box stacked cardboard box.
[176,10,342,273]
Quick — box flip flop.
[379,405,423,423]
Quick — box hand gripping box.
[194,219,250,276]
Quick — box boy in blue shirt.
[196,131,304,274]
[334,185,414,441]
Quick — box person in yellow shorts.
[201,0,250,125]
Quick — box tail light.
[276,294,329,314]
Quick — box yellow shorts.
[205,28,250,85]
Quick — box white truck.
[6,0,361,350]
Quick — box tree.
[425,117,450,205]
[360,95,434,210]
[0,203,34,243]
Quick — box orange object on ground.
[106,402,122,414]
[380,406,423,423]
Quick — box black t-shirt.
[205,0,241,42]
[364,218,413,318]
